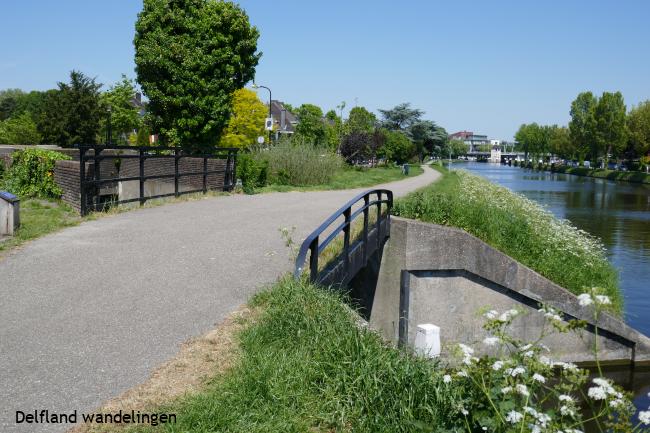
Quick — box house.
[270,100,298,137]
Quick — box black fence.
[293,189,393,287]
[78,144,238,216]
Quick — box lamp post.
[252,83,272,144]
[106,105,112,145]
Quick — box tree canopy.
[100,75,142,144]
[379,103,424,131]
[627,101,650,158]
[38,71,102,146]
[219,88,266,148]
[294,104,326,145]
[134,0,260,151]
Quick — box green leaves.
[3,148,70,198]
[134,0,260,151]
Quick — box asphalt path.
[0,165,439,432]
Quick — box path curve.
[1,165,439,432]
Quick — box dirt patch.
[68,305,256,433]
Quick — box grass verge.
[111,278,453,433]
[256,164,423,193]
[393,167,623,314]
[0,199,81,253]
[555,166,650,184]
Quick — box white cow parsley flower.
[505,410,523,423]
[443,374,452,383]
[577,293,593,306]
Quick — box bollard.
[0,191,20,236]
[414,323,440,358]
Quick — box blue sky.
[1,0,649,140]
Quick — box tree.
[0,112,41,144]
[409,120,447,159]
[340,131,372,163]
[100,75,142,144]
[515,123,550,160]
[380,130,414,163]
[345,106,376,134]
[548,125,573,159]
[324,109,342,150]
[594,91,626,164]
[134,0,260,151]
[219,88,266,148]
[0,89,25,120]
[627,100,650,159]
[569,92,597,161]
[295,104,326,145]
[38,71,102,146]
[446,139,468,158]
[379,103,424,131]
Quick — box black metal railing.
[78,144,238,216]
[293,189,393,286]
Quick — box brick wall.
[53,160,94,212]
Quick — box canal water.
[456,162,650,411]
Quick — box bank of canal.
[457,161,650,409]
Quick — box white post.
[414,324,440,358]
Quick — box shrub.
[257,140,344,186]
[236,152,268,193]
[4,148,70,198]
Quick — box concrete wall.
[369,217,650,365]
[0,191,20,236]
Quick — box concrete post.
[0,191,20,236]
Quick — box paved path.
[1,166,439,432]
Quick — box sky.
[1,0,649,140]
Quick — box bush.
[256,140,344,186]
[236,152,268,193]
[3,148,70,198]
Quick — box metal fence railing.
[78,144,238,216]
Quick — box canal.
[457,162,650,410]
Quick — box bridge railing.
[293,189,393,286]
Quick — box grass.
[257,164,424,193]
[0,199,81,252]
[555,166,650,184]
[393,167,623,314]
[121,278,456,433]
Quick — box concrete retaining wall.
[369,217,650,365]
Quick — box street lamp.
[252,83,272,144]
[106,105,113,145]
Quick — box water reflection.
[456,162,650,411]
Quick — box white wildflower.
[484,310,499,320]
[443,374,452,384]
[511,366,526,377]
[587,386,608,400]
[532,373,546,383]
[558,394,574,402]
[560,405,575,417]
[458,343,474,355]
[505,410,523,423]
[492,360,504,371]
[639,411,650,425]
[460,407,469,416]
[539,356,553,366]
[483,336,500,346]
[595,295,611,305]
[609,398,625,408]
[577,293,593,306]
[523,350,535,358]
[524,406,538,416]
[516,384,530,397]
[501,386,513,394]
[520,344,532,351]
[457,370,468,377]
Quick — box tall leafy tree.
[380,130,414,163]
[38,71,102,146]
[100,75,142,144]
[378,103,424,131]
[594,91,626,164]
[409,120,447,158]
[134,0,260,151]
[548,125,573,159]
[515,123,549,160]
[345,106,376,134]
[294,104,326,145]
[569,92,597,161]
[627,101,650,160]
[219,88,266,148]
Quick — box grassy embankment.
[515,161,650,185]
[554,166,650,184]
[257,164,423,193]
[393,166,622,313]
[104,278,455,433]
